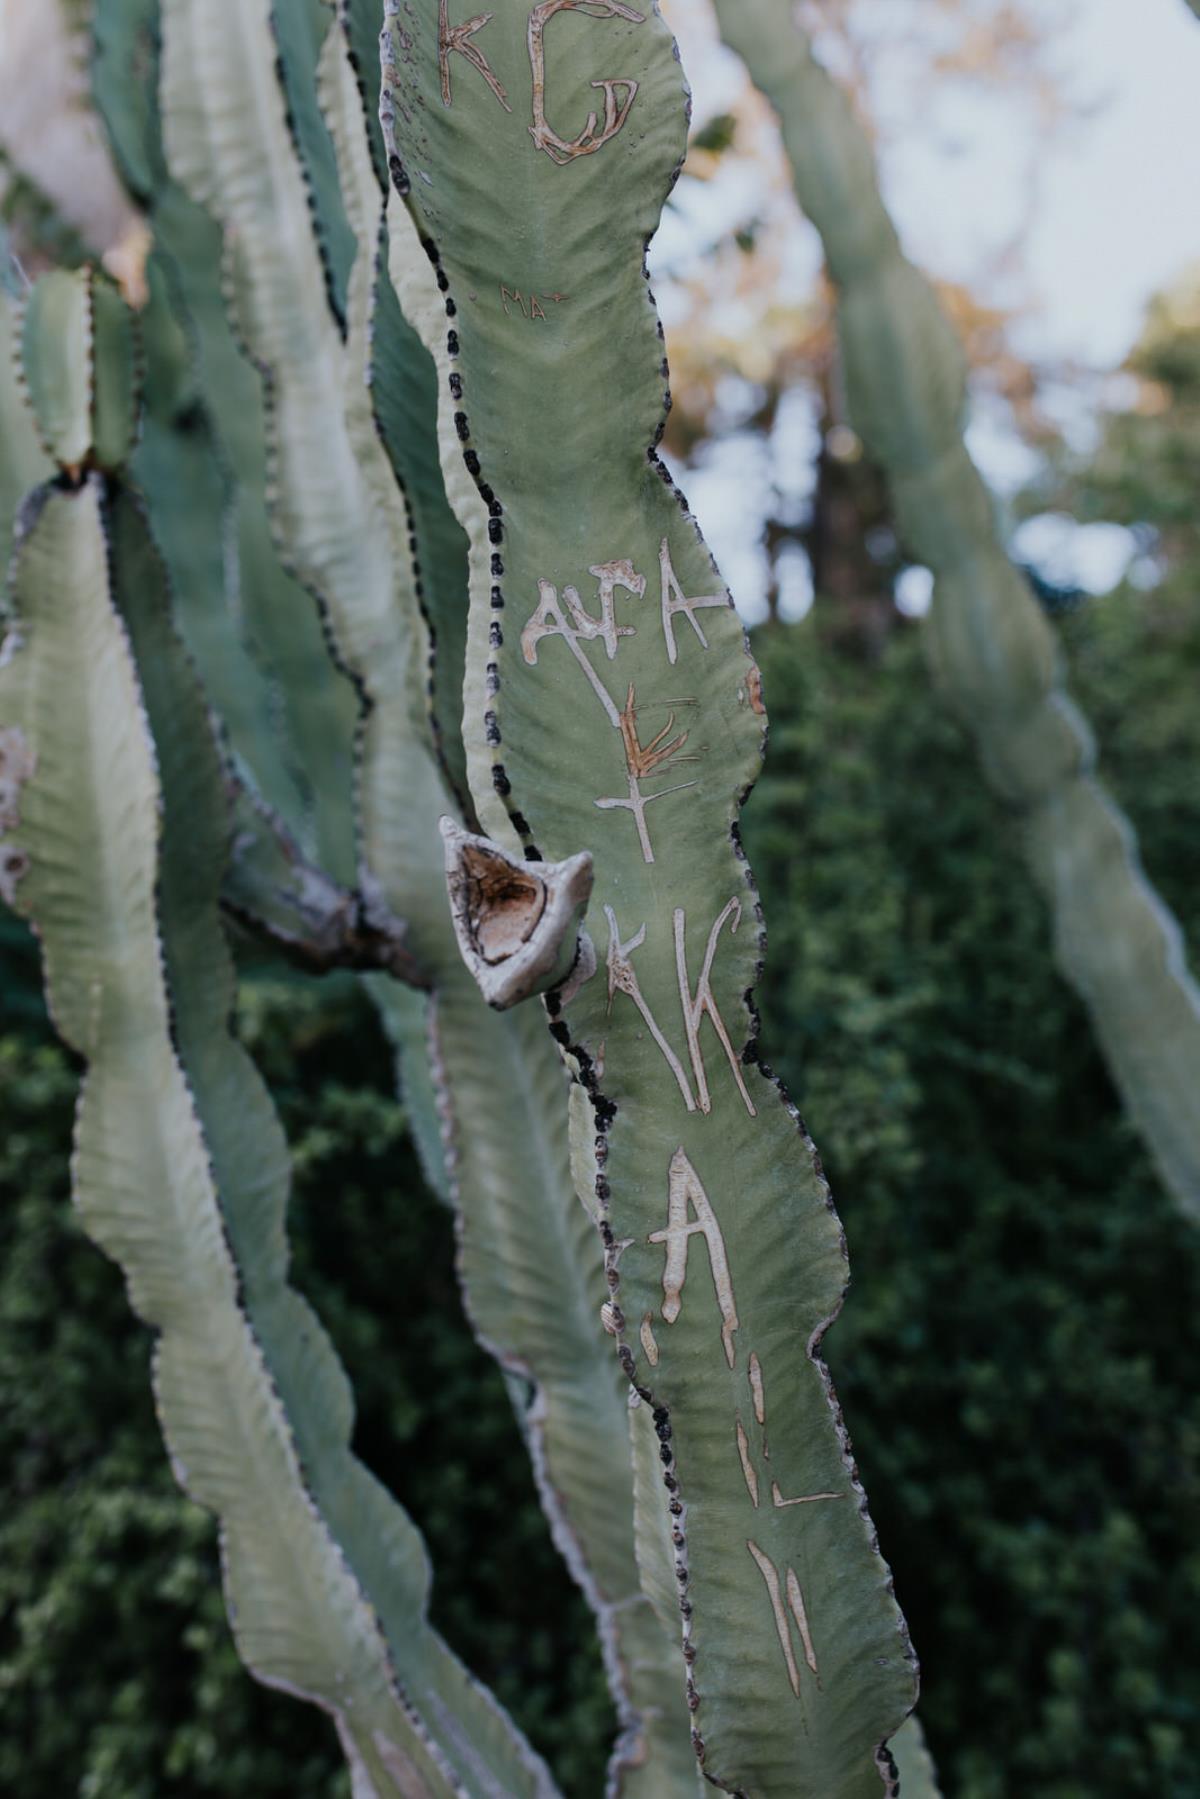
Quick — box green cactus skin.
[270,0,360,334]
[154,0,696,1785]
[714,0,1200,1222]
[381,5,917,1793]
[19,267,139,476]
[338,0,476,820]
[91,0,361,883]
[0,278,52,578]
[1,274,562,1799]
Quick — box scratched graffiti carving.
[640,1144,847,1699]
[747,1541,821,1695]
[499,284,570,319]
[658,537,728,665]
[649,1147,740,1367]
[522,548,719,861]
[675,898,757,1117]
[603,898,754,1113]
[438,0,511,110]
[527,0,646,165]
[604,904,696,1108]
[595,683,697,863]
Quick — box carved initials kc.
[438,0,647,166]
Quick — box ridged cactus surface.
[148,0,697,1784]
[714,0,1200,1221]
[381,5,917,1793]
[93,0,361,878]
[0,271,559,1798]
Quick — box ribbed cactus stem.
[152,0,696,1783]
[382,5,917,1792]
[715,0,1200,1221]
[1,268,558,1798]
[93,0,361,880]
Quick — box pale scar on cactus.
[382,3,917,1792]
[714,0,1200,1227]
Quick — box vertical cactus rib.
[270,0,360,336]
[713,0,1200,1220]
[91,0,361,881]
[381,6,917,1794]
[0,467,559,1796]
[339,0,476,820]
[154,0,695,1783]
[0,282,52,581]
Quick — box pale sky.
[653,0,1200,618]
[884,0,1200,367]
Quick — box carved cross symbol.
[595,683,697,864]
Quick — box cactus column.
[1,267,562,1797]
[382,5,917,1794]
[150,0,697,1784]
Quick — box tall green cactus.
[381,5,916,1794]
[1,4,932,1791]
[713,0,1200,1221]
[0,267,557,1797]
[91,0,361,880]
[143,0,697,1784]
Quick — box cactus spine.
[381,5,916,1794]
[714,0,1200,1220]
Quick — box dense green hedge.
[2,577,1197,1794]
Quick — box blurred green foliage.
[746,602,1200,1799]
[2,289,1199,1796]
[0,959,610,1796]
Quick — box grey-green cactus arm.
[155,1,694,1781]
[336,0,476,819]
[2,266,558,1799]
[381,5,916,1793]
[715,0,1200,1220]
[0,275,51,579]
[92,0,361,882]
[223,771,430,986]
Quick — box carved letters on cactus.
[603,899,756,1116]
[521,545,716,861]
[747,1540,820,1697]
[657,539,728,666]
[438,0,512,112]
[439,0,645,165]
[383,1,918,1785]
[649,1147,739,1366]
[527,0,646,164]
[647,1142,846,1700]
